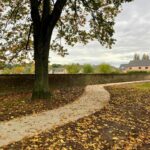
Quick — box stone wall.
[0,74,150,89]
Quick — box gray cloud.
[50,0,150,67]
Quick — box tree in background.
[0,61,5,70]
[142,54,149,60]
[0,51,5,70]
[23,63,35,74]
[134,54,140,61]
[2,65,24,74]
[51,64,62,68]
[96,63,120,74]
[66,64,80,74]
[0,0,133,99]
[2,63,35,74]
[82,64,94,74]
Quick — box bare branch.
[26,23,33,50]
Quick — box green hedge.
[127,71,150,74]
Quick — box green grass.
[133,82,150,90]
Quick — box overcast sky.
[50,0,150,67]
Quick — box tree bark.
[32,42,50,100]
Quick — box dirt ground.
[0,86,84,121]
[2,84,150,150]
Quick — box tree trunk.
[30,0,67,100]
[32,43,50,100]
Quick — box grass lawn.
[133,82,150,90]
[2,83,150,150]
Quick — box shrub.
[127,71,149,74]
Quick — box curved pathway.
[0,80,150,147]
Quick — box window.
[139,67,141,69]
[129,67,132,70]
[145,67,148,69]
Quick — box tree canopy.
[0,0,133,63]
[0,0,133,99]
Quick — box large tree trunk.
[30,0,67,100]
[32,42,50,100]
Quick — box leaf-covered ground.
[0,86,84,121]
[2,83,150,150]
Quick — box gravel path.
[0,80,150,147]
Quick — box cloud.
[50,0,150,67]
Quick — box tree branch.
[30,0,42,49]
[30,0,41,29]
[42,0,50,22]
[41,0,50,35]
[26,23,33,50]
[49,0,67,30]
[4,1,23,30]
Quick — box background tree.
[134,54,140,61]
[66,64,80,74]
[0,0,133,100]
[142,54,149,60]
[96,64,114,73]
[1,63,35,74]
[23,63,35,74]
[0,51,5,70]
[82,64,94,74]
[52,64,62,68]
[0,61,5,70]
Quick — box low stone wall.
[0,74,150,89]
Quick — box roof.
[120,64,128,69]
[128,60,150,67]
[120,59,150,69]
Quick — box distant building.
[120,54,150,72]
[49,67,67,74]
